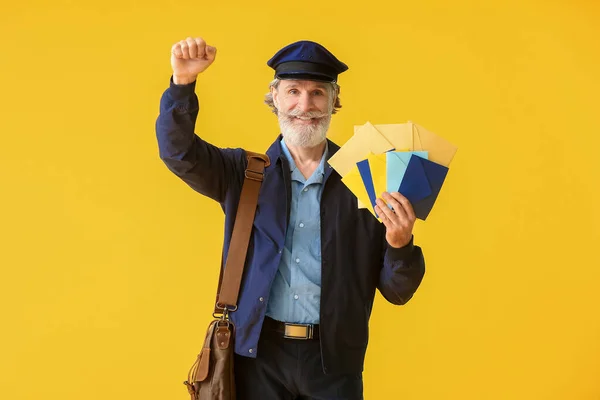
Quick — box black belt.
[262,316,320,340]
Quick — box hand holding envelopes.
[333,122,457,221]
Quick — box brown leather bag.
[184,152,270,400]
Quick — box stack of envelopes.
[329,121,457,221]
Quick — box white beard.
[278,109,332,148]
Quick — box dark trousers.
[234,321,363,400]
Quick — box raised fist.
[170,37,217,84]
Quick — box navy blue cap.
[267,40,348,82]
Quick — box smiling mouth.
[293,116,320,124]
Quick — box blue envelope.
[386,151,429,193]
[357,159,377,213]
[399,154,449,220]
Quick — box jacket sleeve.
[155,77,244,203]
[377,236,426,305]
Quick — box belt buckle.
[284,323,313,340]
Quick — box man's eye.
[313,91,324,96]
[289,89,298,95]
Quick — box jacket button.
[249,349,254,354]
[259,297,264,302]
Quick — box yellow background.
[1,0,599,398]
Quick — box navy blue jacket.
[156,78,426,374]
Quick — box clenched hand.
[170,37,216,85]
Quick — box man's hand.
[170,37,217,85]
[374,192,416,248]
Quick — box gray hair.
[264,78,342,115]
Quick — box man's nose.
[297,92,313,113]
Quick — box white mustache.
[283,109,329,119]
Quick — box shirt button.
[249,349,253,354]
[259,297,264,302]
[299,222,305,228]
[303,188,308,192]
[295,258,300,263]
[294,295,299,300]
[278,249,282,254]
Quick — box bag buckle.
[245,169,264,182]
[213,302,238,320]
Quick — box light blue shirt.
[265,139,327,324]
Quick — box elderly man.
[156,37,426,400]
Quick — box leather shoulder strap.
[214,151,270,313]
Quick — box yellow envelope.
[329,121,394,177]
[355,123,413,151]
[411,122,458,167]
[341,165,378,219]
[367,153,388,200]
